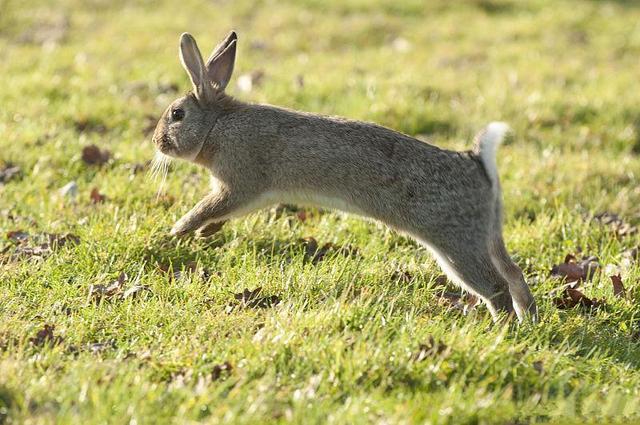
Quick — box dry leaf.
[81,145,111,166]
[6,230,29,243]
[553,287,604,310]
[3,232,79,262]
[90,188,106,204]
[550,254,599,283]
[610,274,625,298]
[29,324,64,347]
[211,362,233,381]
[89,272,127,301]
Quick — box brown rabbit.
[151,31,537,321]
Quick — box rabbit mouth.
[156,134,177,155]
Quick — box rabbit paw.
[195,221,226,238]
[170,220,192,237]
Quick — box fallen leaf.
[3,232,79,262]
[0,164,21,184]
[89,272,127,301]
[211,362,233,381]
[89,188,106,204]
[81,145,111,166]
[610,274,626,298]
[6,230,29,243]
[553,287,604,310]
[594,212,637,237]
[413,336,448,361]
[29,324,64,347]
[550,254,599,283]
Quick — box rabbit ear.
[179,33,214,102]
[206,33,237,91]
[205,31,237,69]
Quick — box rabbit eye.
[171,108,185,121]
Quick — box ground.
[2,0,640,423]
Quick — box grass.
[2,0,640,423]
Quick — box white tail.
[476,121,510,191]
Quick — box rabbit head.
[152,31,238,161]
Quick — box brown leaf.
[3,232,79,262]
[554,287,604,309]
[610,274,626,298]
[89,188,106,204]
[81,145,111,166]
[89,272,127,301]
[6,230,29,243]
[413,336,448,361]
[594,212,638,237]
[550,254,599,283]
[211,361,233,381]
[29,324,64,347]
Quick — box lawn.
[2,0,640,423]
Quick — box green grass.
[2,0,640,423]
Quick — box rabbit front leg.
[170,188,242,236]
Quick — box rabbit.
[151,31,538,322]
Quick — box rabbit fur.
[151,31,537,321]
